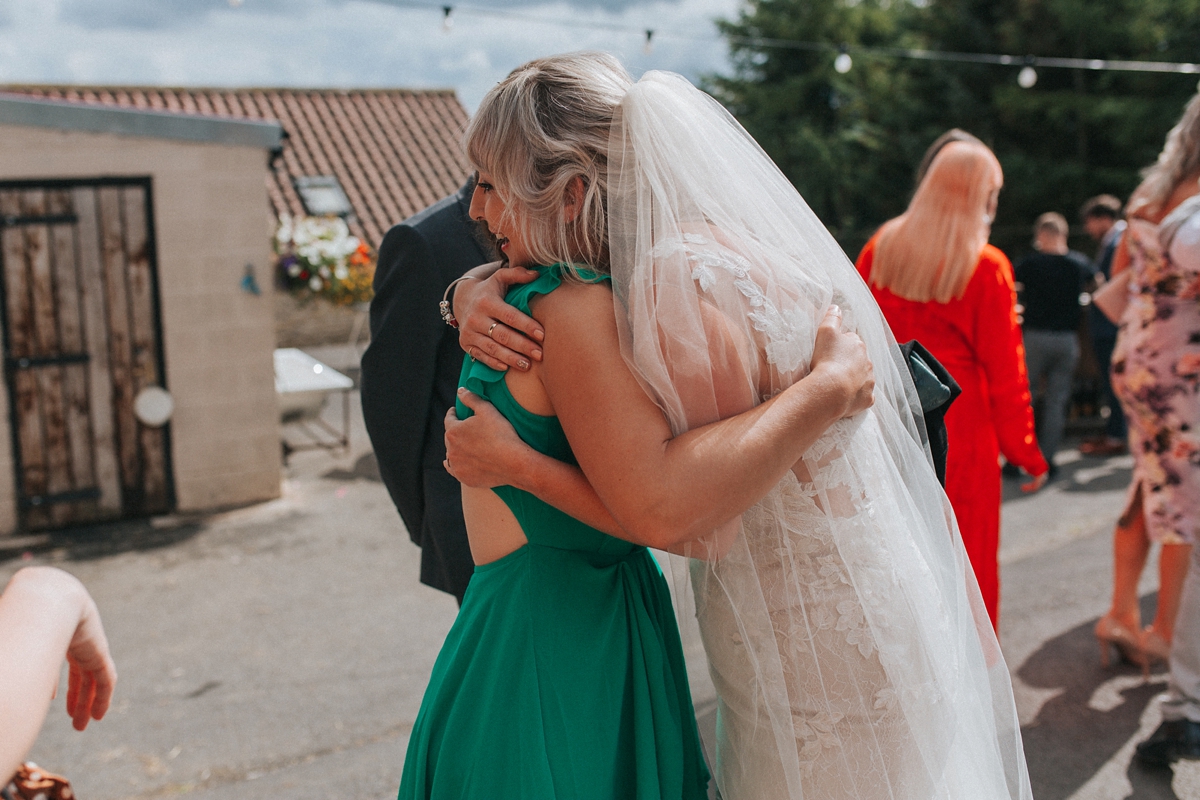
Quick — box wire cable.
[364,0,1200,77]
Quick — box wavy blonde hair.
[464,52,632,276]
[1128,90,1200,219]
[870,140,1003,303]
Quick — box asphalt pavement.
[4,344,1199,799]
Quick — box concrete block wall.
[0,123,282,529]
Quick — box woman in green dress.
[397,53,877,800]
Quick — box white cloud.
[0,0,740,109]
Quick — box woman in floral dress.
[1098,91,1200,669]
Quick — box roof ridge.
[0,84,470,244]
[0,84,460,95]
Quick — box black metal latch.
[20,487,102,509]
[5,353,90,371]
[0,213,78,227]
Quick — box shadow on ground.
[1003,457,1133,502]
[322,452,382,483]
[1019,593,1176,799]
[0,517,205,564]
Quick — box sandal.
[1094,614,1144,669]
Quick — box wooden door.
[0,179,172,531]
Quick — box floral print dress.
[1111,197,1200,545]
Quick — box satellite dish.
[134,386,174,427]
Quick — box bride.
[445,53,1030,798]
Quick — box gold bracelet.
[439,275,480,329]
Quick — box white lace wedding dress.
[609,73,1032,800]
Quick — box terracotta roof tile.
[1,84,472,248]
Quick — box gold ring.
[468,346,476,362]
[487,322,499,338]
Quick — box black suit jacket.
[361,179,489,602]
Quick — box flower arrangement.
[274,214,375,306]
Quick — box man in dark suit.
[360,178,493,605]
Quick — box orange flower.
[1176,352,1200,379]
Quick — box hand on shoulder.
[454,265,545,372]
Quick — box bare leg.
[1109,485,1149,631]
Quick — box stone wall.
[273,291,370,349]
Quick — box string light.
[1018,65,1038,88]
[644,29,654,56]
[368,0,1200,79]
[441,5,453,33]
[834,47,853,74]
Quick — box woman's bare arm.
[447,392,737,557]
[521,281,869,549]
[0,567,116,783]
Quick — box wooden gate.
[0,179,172,531]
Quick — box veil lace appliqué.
[652,235,810,374]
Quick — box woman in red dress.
[855,139,1049,629]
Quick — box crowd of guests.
[857,93,1200,767]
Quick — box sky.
[0,0,745,111]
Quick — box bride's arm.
[447,281,871,551]
[543,283,871,548]
[445,390,732,558]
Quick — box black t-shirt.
[1014,250,1095,332]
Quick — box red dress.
[856,236,1047,628]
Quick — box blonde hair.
[464,52,633,275]
[870,140,1003,303]
[1128,90,1200,218]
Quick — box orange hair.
[870,140,1003,303]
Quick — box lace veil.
[608,71,1032,799]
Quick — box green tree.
[711,0,921,249]
[713,0,1200,259]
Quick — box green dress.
[397,265,709,800]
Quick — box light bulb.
[442,6,453,33]
[834,52,852,74]
[1018,66,1038,88]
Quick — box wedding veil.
[608,71,1031,799]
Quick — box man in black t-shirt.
[1015,212,1095,478]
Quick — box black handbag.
[899,340,961,488]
